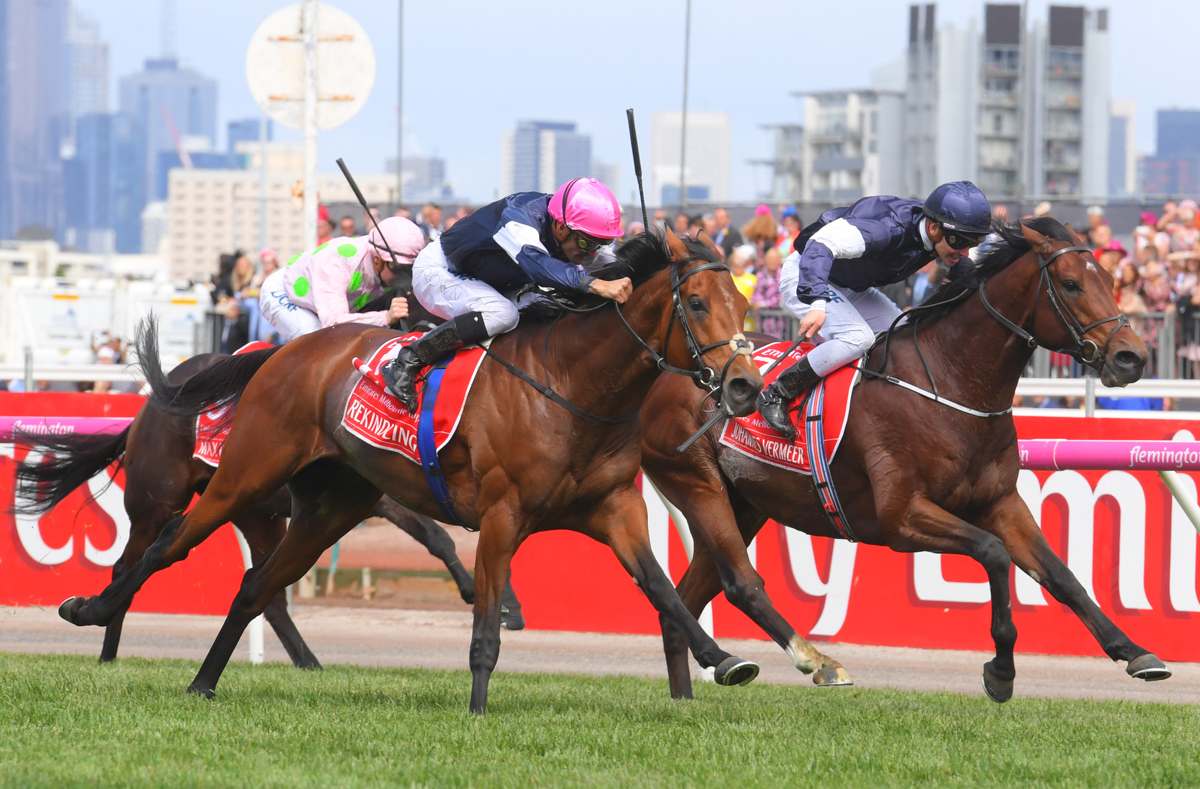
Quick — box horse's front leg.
[986,492,1170,681]
[468,500,521,715]
[882,496,1018,703]
[585,486,759,688]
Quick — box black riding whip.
[335,156,409,332]
[626,109,649,231]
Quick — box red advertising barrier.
[510,415,1200,662]
[0,393,247,615]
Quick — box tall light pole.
[396,0,403,208]
[678,0,691,211]
[302,0,318,250]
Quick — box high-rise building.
[119,57,217,206]
[385,155,451,202]
[1141,109,1200,196]
[500,121,590,196]
[796,89,904,202]
[66,3,108,153]
[754,124,805,203]
[226,117,271,156]
[903,3,1110,202]
[1,0,69,239]
[650,111,730,206]
[64,113,146,253]
[1108,98,1135,196]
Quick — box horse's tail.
[135,315,281,419]
[13,426,129,515]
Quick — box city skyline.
[64,0,1200,206]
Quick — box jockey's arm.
[493,220,595,293]
[792,217,889,309]
[311,256,390,329]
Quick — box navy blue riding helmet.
[923,181,992,247]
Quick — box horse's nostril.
[727,377,755,399]
[1114,350,1145,369]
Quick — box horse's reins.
[482,255,753,428]
[858,242,1128,418]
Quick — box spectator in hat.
[775,206,802,257]
[1171,200,1200,254]
[1097,240,1125,278]
[712,207,743,260]
[1085,205,1107,246]
[741,205,779,264]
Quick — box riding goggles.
[570,230,610,253]
[942,226,986,250]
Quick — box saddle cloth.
[341,333,487,463]
[719,341,860,475]
[193,341,276,467]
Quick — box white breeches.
[780,252,902,376]
[412,238,521,336]
[259,269,322,342]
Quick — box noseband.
[979,244,1130,368]
[616,257,754,399]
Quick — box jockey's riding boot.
[381,312,489,411]
[756,356,822,441]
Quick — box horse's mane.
[914,216,1077,326]
[518,231,718,319]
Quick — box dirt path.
[1,605,1196,705]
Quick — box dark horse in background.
[641,219,1171,702]
[56,231,776,713]
[17,294,522,666]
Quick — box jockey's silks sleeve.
[494,205,593,292]
[285,237,389,328]
[795,217,889,306]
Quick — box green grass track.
[0,653,1195,787]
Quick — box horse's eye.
[688,297,706,313]
[1062,280,1081,293]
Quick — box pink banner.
[0,416,132,442]
[1019,439,1200,471]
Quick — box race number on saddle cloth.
[341,334,486,464]
[193,342,276,466]
[720,342,859,474]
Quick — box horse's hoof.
[1127,653,1172,681]
[713,656,759,687]
[58,596,87,626]
[501,607,525,631]
[812,662,854,687]
[187,683,216,700]
[982,662,1014,703]
[459,588,475,605]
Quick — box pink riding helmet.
[367,216,425,265]
[547,178,622,239]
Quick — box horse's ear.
[1020,221,1056,258]
[1063,223,1087,247]
[665,229,690,261]
[696,230,724,261]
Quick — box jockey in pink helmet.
[259,216,423,342]
[382,178,631,410]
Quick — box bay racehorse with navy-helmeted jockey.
[641,182,1170,702]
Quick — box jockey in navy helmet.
[758,181,993,440]
[382,178,632,410]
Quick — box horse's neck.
[545,282,672,417]
[905,256,1042,413]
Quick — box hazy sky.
[77,0,1200,204]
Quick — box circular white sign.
[245,3,376,132]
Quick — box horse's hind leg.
[587,488,759,688]
[233,511,321,669]
[189,463,381,698]
[884,497,1018,702]
[371,497,476,603]
[987,493,1170,681]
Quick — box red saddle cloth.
[193,342,276,467]
[719,341,860,475]
[340,333,487,463]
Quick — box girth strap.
[418,357,467,526]
[803,381,856,541]
[481,345,640,425]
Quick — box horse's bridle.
[615,257,754,398]
[978,243,1130,368]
